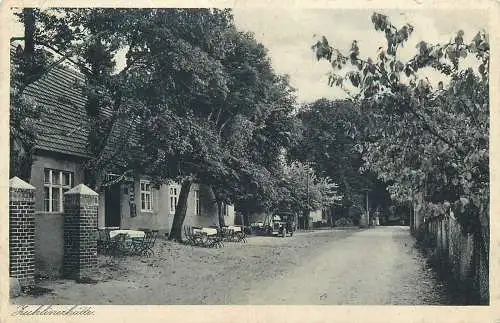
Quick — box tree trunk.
[302,209,310,230]
[217,200,225,228]
[243,211,249,227]
[22,8,36,87]
[10,142,34,182]
[23,8,35,58]
[168,179,192,242]
[10,9,37,182]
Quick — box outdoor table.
[193,227,218,236]
[109,229,145,239]
[99,226,120,235]
[103,226,120,230]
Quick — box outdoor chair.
[183,226,195,246]
[183,226,220,248]
[198,232,210,247]
[130,230,158,257]
[183,226,197,246]
[97,229,113,254]
[194,227,223,248]
[108,233,128,258]
[222,226,246,243]
[128,234,147,256]
[222,227,237,242]
[206,231,223,248]
[182,226,189,244]
[235,230,247,243]
[190,226,206,247]
[144,230,159,256]
[209,228,224,248]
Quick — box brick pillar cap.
[64,184,98,196]
[9,177,35,190]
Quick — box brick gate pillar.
[9,177,36,288]
[63,184,99,280]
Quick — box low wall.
[418,213,488,304]
[35,212,64,278]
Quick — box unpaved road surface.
[13,226,450,305]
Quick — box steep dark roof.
[20,56,141,167]
[96,104,141,170]
[23,65,92,158]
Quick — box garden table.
[102,226,120,230]
[109,229,146,239]
[193,227,218,236]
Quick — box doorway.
[105,184,121,227]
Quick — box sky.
[8,8,488,104]
[232,8,488,103]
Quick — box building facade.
[98,178,235,232]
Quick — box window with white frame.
[140,180,153,212]
[43,169,73,212]
[194,189,200,216]
[169,185,178,214]
[222,203,228,217]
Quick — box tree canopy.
[290,98,391,218]
[11,8,300,241]
[278,161,342,214]
[311,12,489,239]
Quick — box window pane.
[146,194,151,210]
[141,193,146,210]
[52,188,60,212]
[52,171,61,185]
[63,172,71,186]
[170,197,175,212]
[141,183,145,191]
[43,187,50,212]
[44,200,50,212]
[44,169,50,183]
[145,183,150,191]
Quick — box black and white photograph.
[3,1,493,315]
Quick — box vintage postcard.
[0,0,498,322]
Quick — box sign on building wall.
[129,182,137,217]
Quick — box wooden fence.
[418,212,489,304]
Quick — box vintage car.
[262,211,295,237]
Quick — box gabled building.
[22,63,235,235]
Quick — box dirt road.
[13,226,450,305]
[237,226,450,304]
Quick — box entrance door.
[105,184,121,227]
